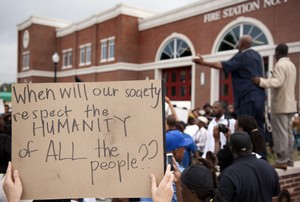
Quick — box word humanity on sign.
[12,80,165,200]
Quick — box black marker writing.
[124,82,161,108]
[90,152,138,185]
[45,140,87,162]
[19,140,38,158]
[32,115,131,137]
[94,139,119,159]
[13,84,56,104]
[59,84,88,101]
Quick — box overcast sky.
[0,0,199,84]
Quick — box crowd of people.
[1,36,300,202]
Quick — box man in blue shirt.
[192,35,266,141]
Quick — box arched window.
[160,38,192,60]
[218,23,268,51]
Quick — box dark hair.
[278,189,291,202]
[0,133,11,173]
[198,157,218,188]
[203,103,212,109]
[181,159,224,201]
[237,115,265,154]
[214,101,227,111]
[181,163,216,201]
[166,115,176,127]
[276,43,288,56]
[175,121,186,132]
[217,143,234,172]
[187,116,195,125]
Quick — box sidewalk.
[96,199,111,202]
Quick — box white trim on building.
[17,16,71,31]
[56,4,157,37]
[139,0,246,31]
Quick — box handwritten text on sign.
[12,80,164,199]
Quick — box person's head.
[0,133,11,173]
[237,35,252,52]
[228,104,234,113]
[235,115,265,154]
[228,104,237,119]
[230,131,253,157]
[187,115,195,125]
[180,164,216,202]
[166,115,176,130]
[203,103,212,115]
[175,121,186,133]
[211,101,226,119]
[192,108,200,118]
[166,130,193,162]
[275,43,288,61]
[196,116,208,128]
[4,104,9,113]
[235,114,258,132]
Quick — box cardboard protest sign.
[12,80,165,200]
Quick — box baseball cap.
[197,116,208,125]
[230,131,252,152]
[166,130,193,152]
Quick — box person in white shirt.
[192,116,209,156]
[202,101,235,158]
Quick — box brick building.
[17,0,300,109]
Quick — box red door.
[219,71,234,105]
[163,66,191,101]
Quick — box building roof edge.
[17,16,71,31]
[57,3,157,37]
[139,0,247,31]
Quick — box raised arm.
[192,54,223,70]
[165,96,179,121]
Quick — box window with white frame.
[218,23,268,51]
[62,49,72,69]
[79,43,91,66]
[22,51,30,70]
[108,37,115,61]
[63,52,68,67]
[80,46,85,65]
[100,36,115,63]
[86,45,91,64]
[100,39,107,62]
[160,38,192,60]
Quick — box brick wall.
[18,24,57,72]
[272,162,300,202]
